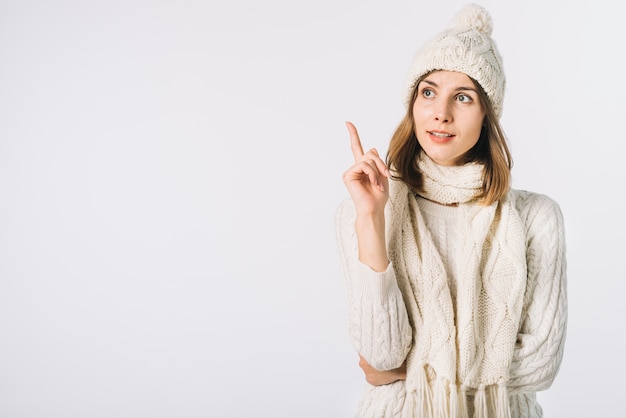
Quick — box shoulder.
[507,189,565,236]
[335,198,360,259]
[508,189,562,216]
[335,198,356,226]
[335,198,357,245]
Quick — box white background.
[1,1,623,417]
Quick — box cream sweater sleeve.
[508,191,568,393]
[335,199,412,371]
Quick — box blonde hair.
[386,72,513,206]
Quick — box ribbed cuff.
[355,261,398,305]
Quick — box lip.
[427,130,455,144]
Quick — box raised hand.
[342,121,390,272]
[342,122,390,217]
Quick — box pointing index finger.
[345,121,364,162]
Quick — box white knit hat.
[403,3,506,117]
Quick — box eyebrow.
[422,79,478,93]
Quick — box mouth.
[428,131,453,138]
[427,130,454,143]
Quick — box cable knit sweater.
[336,181,567,418]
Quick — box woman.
[336,4,567,417]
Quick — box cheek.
[466,113,485,140]
[471,123,483,141]
[412,106,428,128]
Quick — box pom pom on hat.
[450,3,493,35]
[403,3,506,117]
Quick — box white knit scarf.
[386,153,527,418]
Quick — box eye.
[422,88,434,98]
[456,93,473,103]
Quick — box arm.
[336,122,411,371]
[508,192,567,394]
[336,198,412,371]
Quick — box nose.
[434,100,452,123]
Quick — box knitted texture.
[403,3,506,117]
[413,198,463,299]
[388,164,527,417]
[335,173,567,417]
[418,152,483,204]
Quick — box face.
[412,71,486,166]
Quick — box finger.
[345,121,364,162]
[345,159,385,192]
[362,159,385,191]
[364,148,391,178]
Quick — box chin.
[422,151,457,167]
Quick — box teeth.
[430,132,452,138]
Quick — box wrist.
[355,214,388,272]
